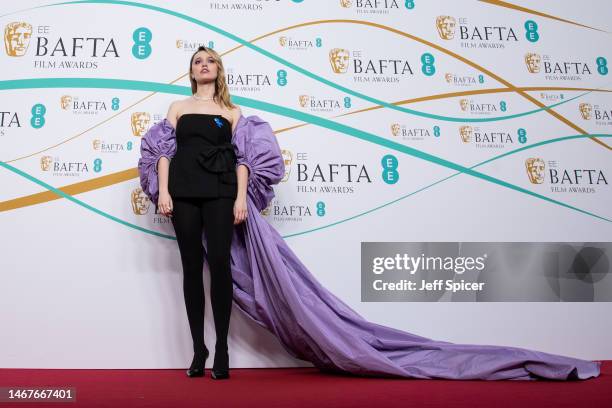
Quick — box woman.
[139,46,601,381]
[140,45,245,379]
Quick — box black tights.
[171,196,234,362]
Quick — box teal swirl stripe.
[285,133,612,237]
[2,0,606,123]
[1,133,610,241]
[0,77,592,124]
[0,160,176,240]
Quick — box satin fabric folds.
[138,114,601,381]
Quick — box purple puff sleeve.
[137,118,177,205]
[232,115,285,212]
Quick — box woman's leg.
[201,197,235,370]
[171,197,207,365]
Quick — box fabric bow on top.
[196,142,237,184]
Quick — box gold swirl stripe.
[0,168,137,211]
[479,0,610,33]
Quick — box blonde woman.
[142,45,245,379]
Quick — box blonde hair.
[188,46,235,109]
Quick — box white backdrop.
[1,0,611,368]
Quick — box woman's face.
[191,51,218,83]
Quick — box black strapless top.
[168,113,237,199]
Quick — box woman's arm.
[157,101,180,216]
[158,103,179,189]
[232,105,248,224]
[236,164,248,202]
[235,165,248,225]
[232,105,248,194]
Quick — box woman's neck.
[193,81,215,99]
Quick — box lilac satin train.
[138,114,601,380]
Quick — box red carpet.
[1,362,610,407]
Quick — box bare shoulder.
[228,105,241,118]
[165,99,185,129]
[228,105,242,132]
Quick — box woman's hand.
[158,190,173,217]
[234,196,248,224]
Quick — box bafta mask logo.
[391,123,401,137]
[281,149,293,182]
[459,125,473,143]
[279,36,287,47]
[60,95,72,110]
[329,48,350,74]
[176,40,182,48]
[524,52,541,73]
[459,99,469,111]
[261,203,271,216]
[131,187,151,215]
[93,139,101,150]
[436,16,457,40]
[40,155,52,171]
[4,22,32,57]
[131,112,151,137]
[298,95,310,107]
[444,73,453,83]
[525,158,545,184]
[579,103,593,120]
[340,0,351,8]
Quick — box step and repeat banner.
[1,0,611,368]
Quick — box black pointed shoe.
[186,347,209,378]
[211,348,230,380]
[211,368,230,380]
